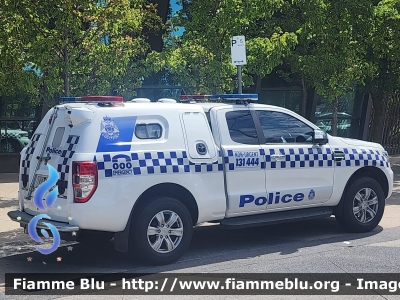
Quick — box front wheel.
[336,177,385,233]
[130,197,193,265]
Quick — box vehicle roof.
[59,102,204,111]
[57,101,300,116]
[55,100,319,130]
[195,102,299,114]
[195,103,229,112]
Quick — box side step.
[220,207,334,229]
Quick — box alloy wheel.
[147,210,184,253]
[352,188,379,223]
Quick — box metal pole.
[237,65,242,94]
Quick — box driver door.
[254,109,335,211]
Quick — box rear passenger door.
[255,109,334,211]
[216,107,266,217]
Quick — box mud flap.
[114,211,134,253]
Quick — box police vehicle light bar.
[59,96,123,103]
[180,94,258,102]
[180,95,211,101]
[210,94,258,101]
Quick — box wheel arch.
[132,183,199,226]
[114,182,199,253]
[333,166,389,216]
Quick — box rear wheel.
[0,139,21,153]
[129,197,193,265]
[336,177,385,233]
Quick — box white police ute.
[8,94,393,265]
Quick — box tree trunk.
[331,98,339,136]
[370,92,386,144]
[300,75,307,117]
[63,45,70,97]
[255,75,261,94]
[63,27,70,97]
[64,72,70,97]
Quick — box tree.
[0,3,41,102]
[152,0,297,94]
[278,0,400,139]
[0,0,162,102]
[274,1,318,117]
[280,0,375,135]
[363,0,400,143]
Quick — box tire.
[0,139,21,153]
[336,177,385,233]
[129,197,193,265]
[77,230,114,244]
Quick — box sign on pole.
[231,36,247,66]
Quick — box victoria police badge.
[308,189,315,200]
[101,116,119,140]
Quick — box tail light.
[72,161,98,203]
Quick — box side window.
[135,123,162,139]
[225,110,259,145]
[256,111,314,144]
[52,127,65,148]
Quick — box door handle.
[333,151,345,162]
[271,154,285,161]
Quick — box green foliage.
[0,3,41,102]
[285,0,375,101]
[364,0,400,95]
[273,0,379,134]
[3,0,400,137]
[0,0,162,101]
[158,0,298,94]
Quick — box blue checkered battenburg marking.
[224,150,236,171]
[96,150,224,177]
[334,148,389,168]
[263,147,334,169]
[21,134,41,177]
[223,147,333,170]
[56,135,80,191]
[223,147,389,171]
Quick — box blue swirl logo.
[33,164,58,210]
[28,164,61,254]
[28,214,60,254]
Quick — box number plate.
[34,175,48,189]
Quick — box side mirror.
[313,129,328,145]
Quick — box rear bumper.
[7,210,79,232]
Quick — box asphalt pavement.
[1,158,400,299]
